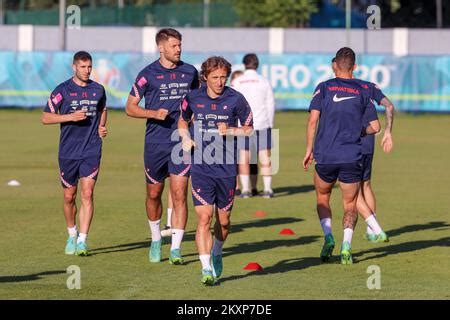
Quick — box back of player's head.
[200,56,232,80]
[156,28,182,44]
[243,53,259,70]
[334,47,355,71]
[73,51,92,64]
[230,70,243,82]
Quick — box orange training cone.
[279,228,295,235]
[243,262,263,271]
[253,210,266,218]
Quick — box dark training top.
[44,78,107,160]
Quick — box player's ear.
[72,63,76,73]
[157,41,164,53]
[352,64,357,72]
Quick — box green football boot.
[340,241,353,265]
[320,234,335,262]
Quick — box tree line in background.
[2,0,449,28]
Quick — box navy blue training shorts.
[315,162,363,184]
[59,155,101,188]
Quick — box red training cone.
[243,262,263,271]
[253,210,267,218]
[279,228,295,235]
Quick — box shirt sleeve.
[44,87,64,114]
[180,95,193,122]
[236,95,253,127]
[309,83,324,112]
[130,70,148,100]
[98,87,107,112]
[191,70,200,90]
[370,83,386,105]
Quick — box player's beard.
[165,52,181,65]
[76,72,90,83]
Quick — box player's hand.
[153,108,168,120]
[98,125,108,138]
[217,122,228,136]
[70,110,87,122]
[381,132,393,153]
[302,150,314,171]
[182,136,196,152]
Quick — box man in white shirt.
[233,53,276,198]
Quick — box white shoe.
[161,226,172,237]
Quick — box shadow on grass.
[219,256,322,284]
[0,270,66,283]
[386,221,450,238]
[353,236,450,263]
[90,217,304,256]
[272,185,315,197]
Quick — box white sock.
[148,219,161,242]
[212,238,223,256]
[199,254,212,271]
[320,218,332,236]
[167,208,173,227]
[240,174,250,192]
[365,214,382,235]
[77,233,87,244]
[170,229,184,251]
[343,228,354,244]
[366,213,377,235]
[263,175,272,192]
[68,226,78,238]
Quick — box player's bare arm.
[303,109,320,170]
[365,119,381,135]
[125,94,168,120]
[98,108,108,138]
[217,122,253,137]
[41,110,87,125]
[380,96,395,153]
[178,117,196,151]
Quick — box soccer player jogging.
[233,53,276,198]
[331,57,395,242]
[303,47,381,264]
[125,28,199,264]
[41,51,108,256]
[178,56,253,285]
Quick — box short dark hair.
[331,57,336,63]
[200,56,232,80]
[156,28,182,44]
[243,53,259,70]
[334,47,355,71]
[73,51,92,64]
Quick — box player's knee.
[147,189,162,201]
[218,218,230,230]
[63,193,76,204]
[81,188,94,200]
[171,188,186,203]
[198,214,212,228]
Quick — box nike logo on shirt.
[333,94,356,102]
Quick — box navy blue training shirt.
[355,79,386,155]
[181,86,253,177]
[309,78,378,164]
[44,78,106,160]
[130,60,199,145]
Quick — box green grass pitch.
[0,109,449,299]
